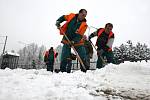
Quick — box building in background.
[0,52,19,69]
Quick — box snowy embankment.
[0,61,150,100]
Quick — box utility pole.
[2,36,8,54]
[0,36,7,68]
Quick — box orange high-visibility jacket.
[96,28,114,51]
[44,50,57,62]
[60,13,88,46]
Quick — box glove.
[88,36,92,41]
[88,32,95,41]
[97,49,104,56]
[55,21,60,28]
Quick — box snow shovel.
[88,39,106,65]
[59,28,86,71]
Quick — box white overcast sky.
[0,0,150,54]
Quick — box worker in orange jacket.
[56,9,89,72]
[44,47,58,72]
[89,23,116,68]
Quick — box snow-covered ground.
[0,61,150,100]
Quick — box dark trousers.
[66,60,72,73]
[97,51,116,69]
[47,61,54,72]
[60,44,88,72]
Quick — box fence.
[17,61,97,70]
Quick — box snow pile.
[0,61,150,100]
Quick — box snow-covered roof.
[4,52,20,56]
